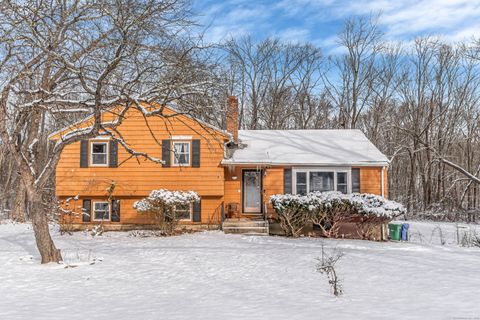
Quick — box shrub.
[134,189,199,235]
[270,191,406,238]
[267,194,313,237]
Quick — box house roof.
[222,129,389,166]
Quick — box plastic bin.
[401,223,409,241]
[388,223,402,241]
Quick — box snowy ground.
[1,221,480,320]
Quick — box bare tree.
[324,15,383,129]
[316,245,344,297]
[0,0,218,263]
[224,37,325,129]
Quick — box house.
[52,97,389,232]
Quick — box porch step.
[222,219,269,235]
[223,220,268,228]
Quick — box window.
[293,168,350,194]
[352,168,360,193]
[91,142,108,165]
[310,172,334,192]
[172,141,190,166]
[336,172,348,194]
[175,203,192,220]
[93,201,110,221]
[296,172,307,195]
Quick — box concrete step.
[239,232,269,236]
[223,221,268,228]
[223,226,269,234]
[222,218,269,235]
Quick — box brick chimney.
[226,96,238,142]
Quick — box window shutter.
[111,199,120,222]
[220,201,225,222]
[352,168,361,193]
[162,139,170,167]
[82,199,91,222]
[284,168,292,194]
[193,199,201,222]
[109,140,118,168]
[192,139,200,167]
[80,140,89,168]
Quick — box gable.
[49,104,231,142]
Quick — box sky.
[193,0,480,54]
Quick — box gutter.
[220,160,390,167]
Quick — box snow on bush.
[133,189,199,235]
[270,192,406,238]
[133,189,199,213]
[270,191,405,219]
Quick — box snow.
[0,222,480,319]
[270,191,406,218]
[223,129,389,166]
[134,189,199,212]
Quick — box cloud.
[195,0,480,52]
[377,0,480,39]
[194,1,275,43]
[276,27,311,43]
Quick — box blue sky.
[193,0,480,53]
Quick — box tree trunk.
[30,194,62,264]
[10,182,26,222]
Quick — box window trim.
[175,203,193,221]
[90,141,109,167]
[292,167,352,194]
[92,201,110,221]
[171,141,191,166]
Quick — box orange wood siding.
[60,196,223,225]
[383,167,389,199]
[263,168,284,215]
[354,166,386,196]
[224,166,284,215]
[55,107,227,198]
[224,166,242,209]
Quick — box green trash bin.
[388,223,402,241]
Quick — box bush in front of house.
[266,193,314,237]
[133,189,199,235]
[270,192,406,238]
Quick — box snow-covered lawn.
[1,222,480,320]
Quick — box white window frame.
[292,167,352,194]
[92,201,110,221]
[172,141,191,166]
[90,141,109,166]
[175,203,193,221]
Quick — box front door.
[243,170,262,213]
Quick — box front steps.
[222,219,269,236]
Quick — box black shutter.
[80,140,89,168]
[82,199,91,222]
[109,140,118,168]
[352,168,361,193]
[111,199,120,222]
[192,139,200,167]
[284,168,292,194]
[162,139,170,167]
[220,201,225,222]
[193,199,201,222]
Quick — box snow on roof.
[222,129,389,166]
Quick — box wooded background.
[1,4,479,223]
